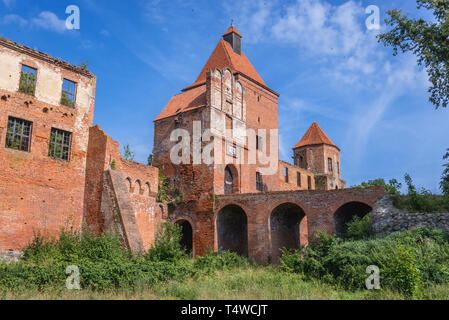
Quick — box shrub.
[280,228,449,295]
[345,215,371,240]
[383,244,422,298]
[145,222,187,263]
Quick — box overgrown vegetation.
[280,228,449,298]
[442,149,449,197]
[0,223,247,294]
[355,173,449,213]
[122,144,135,161]
[156,170,183,208]
[1,225,448,300]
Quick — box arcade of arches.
[169,187,385,264]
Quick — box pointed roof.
[293,122,339,150]
[223,26,242,38]
[155,27,269,122]
[182,38,266,91]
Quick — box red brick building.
[153,27,383,262]
[0,28,384,263]
[0,36,161,254]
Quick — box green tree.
[353,178,402,196]
[122,144,135,161]
[378,0,449,109]
[147,154,153,166]
[441,149,449,195]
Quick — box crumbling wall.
[85,125,162,252]
[0,41,95,251]
[371,196,449,235]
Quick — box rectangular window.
[61,79,77,107]
[284,167,289,183]
[226,115,233,130]
[256,135,263,151]
[328,158,333,172]
[256,172,263,191]
[19,65,37,95]
[297,172,301,187]
[5,117,32,152]
[48,128,72,161]
[337,162,340,174]
[308,176,312,190]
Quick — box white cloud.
[31,11,67,33]
[222,0,274,43]
[2,14,27,26]
[272,0,382,83]
[347,54,429,159]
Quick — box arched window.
[224,165,238,194]
[126,178,133,193]
[135,180,142,195]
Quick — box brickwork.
[85,125,161,252]
[0,38,96,251]
[213,187,386,263]
[0,30,390,263]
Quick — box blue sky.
[1,0,448,193]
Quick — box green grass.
[1,225,448,300]
[2,266,449,300]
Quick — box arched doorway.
[224,165,238,194]
[334,202,372,236]
[216,205,248,256]
[270,203,306,263]
[176,220,193,254]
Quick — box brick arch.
[266,199,310,220]
[215,201,251,218]
[144,182,151,196]
[332,201,373,237]
[330,197,376,215]
[135,179,142,195]
[125,177,133,193]
[224,164,239,194]
[268,202,307,263]
[174,217,195,256]
[216,204,248,257]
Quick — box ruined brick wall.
[0,41,96,251]
[85,125,161,252]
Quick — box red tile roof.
[155,28,269,122]
[154,84,206,121]
[293,122,339,150]
[182,38,266,92]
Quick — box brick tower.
[152,26,281,204]
[293,122,345,190]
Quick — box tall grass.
[1,224,448,300]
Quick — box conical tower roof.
[293,122,339,150]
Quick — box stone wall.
[371,196,449,235]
